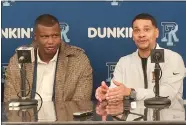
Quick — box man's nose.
[139,31,145,38]
[47,36,54,44]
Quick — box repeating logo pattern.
[60,22,70,43]
[106,62,116,82]
[161,22,179,46]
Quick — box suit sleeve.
[110,57,125,88]
[4,55,20,102]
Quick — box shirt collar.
[37,49,59,64]
[135,43,161,58]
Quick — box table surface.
[2,98,186,124]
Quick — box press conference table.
[2,98,186,125]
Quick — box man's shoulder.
[117,51,137,65]
[158,45,181,58]
[119,51,137,61]
[9,53,18,63]
[62,43,87,57]
[159,47,184,66]
[164,48,183,59]
[6,53,20,72]
[68,45,85,53]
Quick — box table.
[2,98,186,125]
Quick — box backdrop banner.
[1,1,186,99]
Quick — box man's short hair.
[34,14,60,30]
[132,13,157,28]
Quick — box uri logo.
[2,0,15,7]
[106,62,116,82]
[59,22,70,43]
[161,22,179,46]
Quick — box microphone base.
[144,96,171,108]
[9,98,38,107]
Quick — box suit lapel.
[55,43,68,101]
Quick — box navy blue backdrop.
[1,1,186,100]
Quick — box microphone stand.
[153,108,161,121]
[9,60,38,107]
[144,63,171,107]
[144,102,170,121]
[20,63,26,98]
[22,110,27,122]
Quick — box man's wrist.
[123,88,131,100]
[127,88,131,96]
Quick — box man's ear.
[33,33,36,41]
[32,33,38,47]
[156,28,159,38]
[132,31,135,41]
[60,28,62,36]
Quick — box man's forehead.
[133,19,153,28]
[37,23,60,29]
[35,23,61,32]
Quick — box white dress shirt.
[38,101,56,122]
[35,49,59,101]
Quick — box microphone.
[144,49,171,107]
[16,46,35,63]
[8,45,38,108]
[151,49,164,63]
[154,52,161,61]
[19,56,25,62]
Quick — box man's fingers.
[96,88,107,102]
[108,87,119,93]
[95,88,102,101]
[102,116,107,121]
[96,81,109,102]
[106,95,121,101]
[95,88,100,98]
[106,93,123,102]
[102,88,108,93]
[112,80,122,86]
[106,105,118,110]
[107,97,120,102]
[106,90,118,97]
[101,81,109,89]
